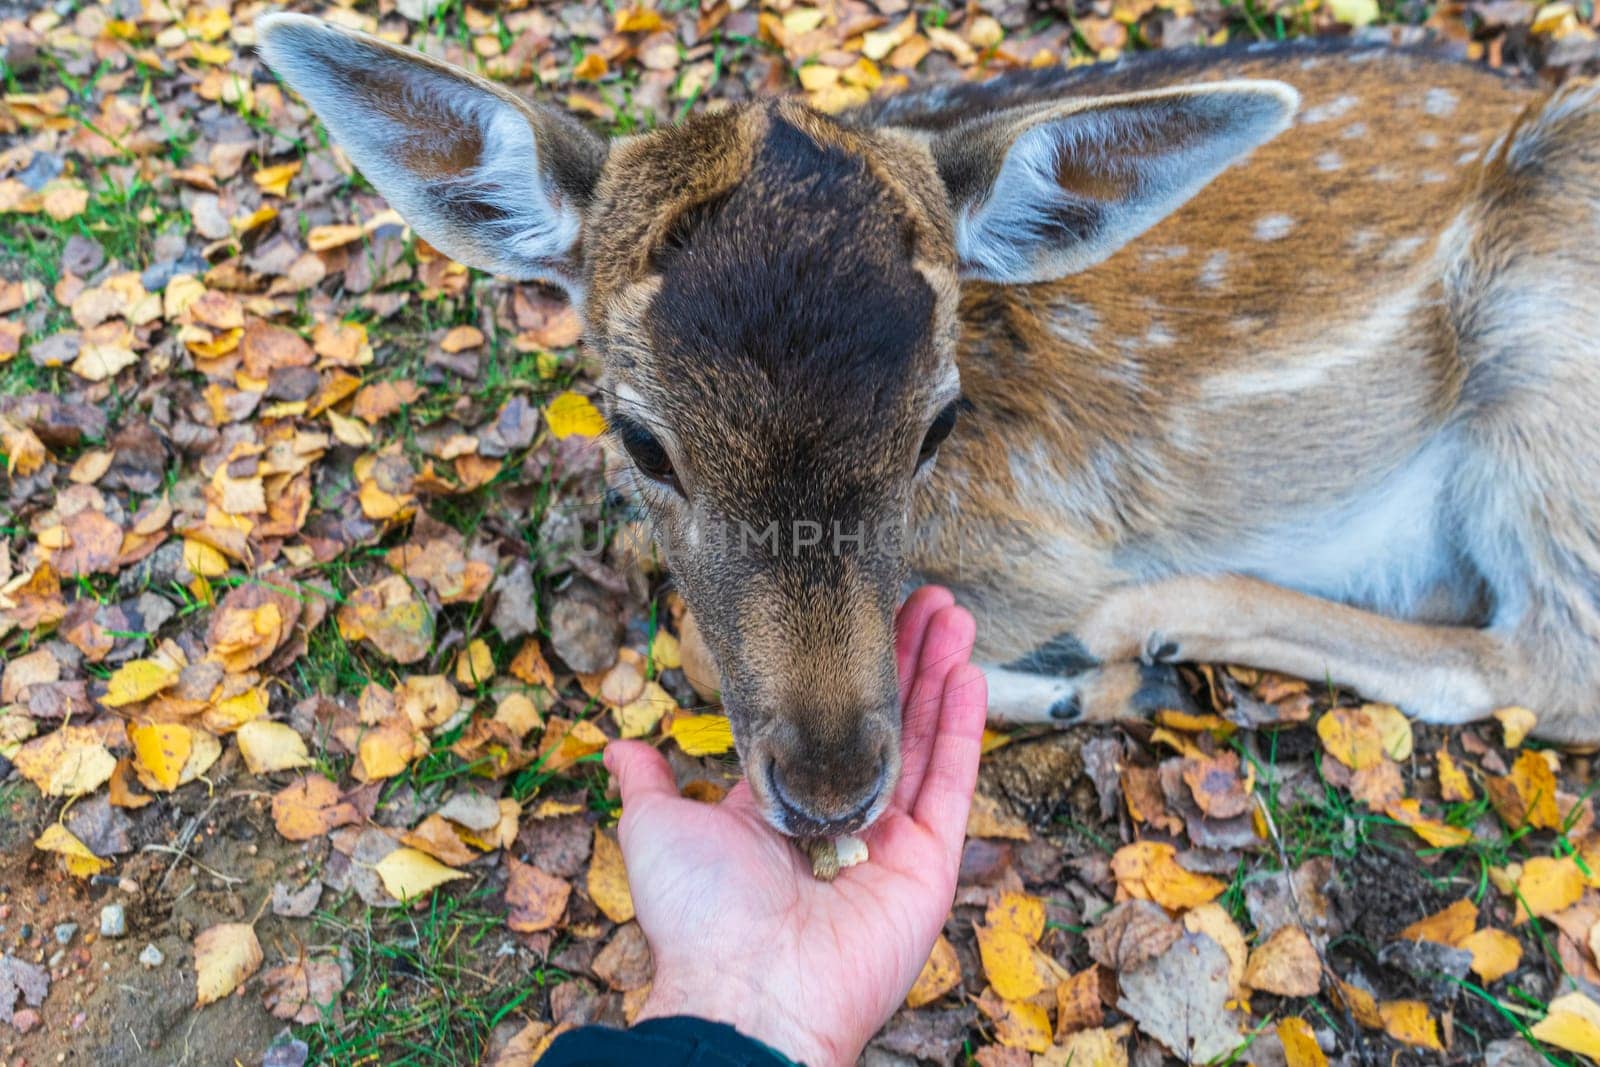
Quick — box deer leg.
[1074,574,1520,725]
[984,660,1195,724]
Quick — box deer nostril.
[766,757,889,836]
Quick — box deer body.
[259,15,1600,836]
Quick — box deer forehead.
[585,101,961,457]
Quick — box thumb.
[604,740,679,810]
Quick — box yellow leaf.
[1494,706,1537,748]
[1531,991,1600,1059]
[357,724,422,781]
[545,390,606,439]
[1514,855,1584,923]
[980,728,1013,754]
[1184,903,1248,996]
[1503,749,1561,830]
[906,935,961,1008]
[1361,703,1413,760]
[614,681,675,739]
[1379,999,1442,1051]
[1111,840,1226,910]
[236,720,312,775]
[374,847,468,901]
[204,686,269,733]
[1437,750,1473,803]
[991,996,1052,1053]
[668,713,734,756]
[11,726,117,797]
[573,53,608,80]
[194,923,263,1006]
[1335,979,1384,1030]
[252,160,301,197]
[34,824,110,878]
[1458,927,1521,982]
[987,892,1047,942]
[1317,707,1386,770]
[1397,898,1476,946]
[1041,1025,1132,1067]
[1277,1016,1327,1067]
[976,925,1043,1001]
[614,5,664,32]
[103,657,180,707]
[129,722,192,792]
[183,537,230,579]
[306,223,364,251]
[1327,0,1379,24]
[1242,925,1321,997]
[587,829,635,923]
[1384,798,1472,848]
[649,629,682,670]
[455,638,495,687]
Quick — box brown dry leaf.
[1085,900,1182,972]
[195,923,263,1006]
[1495,749,1561,830]
[1242,925,1321,997]
[1036,1025,1132,1067]
[509,639,556,688]
[271,775,360,841]
[1378,999,1443,1051]
[12,726,117,797]
[906,935,961,1009]
[401,814,479,867]
[587,828,635,923]
[967,792,1032,841]
[440,325,484,353]
[506,855,571,933]
[337,574,434,663]
[261,958,345,1024]
[1054,965,1105,1037]
[1111,841,1225,911]
[1180,751,1251,818]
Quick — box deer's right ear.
[257,13,605,295]
[929,81,1298,284]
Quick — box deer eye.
[612,414,682,495]
[917,400,960,469]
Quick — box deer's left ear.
[930,81,1299,283]
[257,13,606,295]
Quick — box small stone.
[11,1008,40,1033]
[53,922,78,945]
[137,944,163,968]
[99,903,126,939]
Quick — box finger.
[891,605,976,813]
[895,585,956,706]
[605,740,680,816]
[911,663,988,871]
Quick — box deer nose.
[766,752,890,838]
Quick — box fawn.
[260,13,1600,837]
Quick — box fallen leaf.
[195,923,263,1006]
[237,720,312,774]
[977,924,1044,1002]
[1398,899,1477,947]
[11,726,116,797]
[545,390,605,438]
[1180,751,1251,819]
[1438,750,1474,802]
[261,958,345,1024]
[1378,999,1442,1051]
[1182,903,1247,997]
[1514,855,1584,923]
[1117,932,1244,1064]
[129,722,192,792]
[34,824,110,878]
[966,792,1033,842]
[1036,1025,1131,1067]
[907,935,962,1009]
[102,657,180,706]
[1277,1016,1328,1067]
[1530,991,1600,1059]
[975,988,1053,1053]
[587,828,635,923]
[1316,707,1386,770]
[1494,706,1537,748]
[1054,965,1105,1037]
[454,638,495,687]
[1242,925,1321,997]
[1384,798,1472,848]
[1458,927,1522,982]
[667,713,734,756]
[272,775,360,841]
[337,575,434,663]
[374,847,468,902]
[1361,703,1413,759]
[506,856,571,933]
[1111,841,1225,911]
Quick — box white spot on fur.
[1198,250,1229,289]
[1301,94,1359,124]
[1369,164,1401,183]
[1140,245,1190,264]
[1349,228,1381,253]
[1424,88,1458,117]
[1416,131,1441,149]
[1253,214,1295,241]
[1420,170,1450,184]
[1456,150,1481,166]
[1381,235,1427,265]
[1043,294,1101,349]
[1315,151,1344,172]
[1340,121,1370,141]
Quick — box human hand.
[603,586,986,1067]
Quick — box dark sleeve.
[538,1016,801,1067]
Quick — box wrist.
[636,970,841,1067]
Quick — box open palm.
[605,587,985,1067]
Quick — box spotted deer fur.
[260,12,1600,836]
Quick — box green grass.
[301,888,560,1065]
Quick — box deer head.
[258,13,1295,836]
